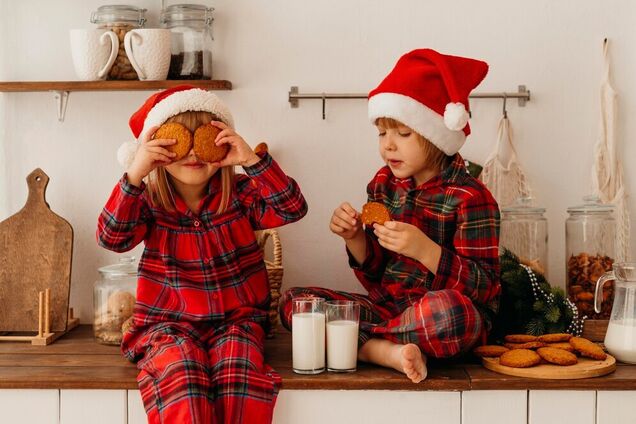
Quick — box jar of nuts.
[90,5,147,80]
[161,4,214,80]
[94,256,137,345]
[500,196,548,277]
[566,196,616,320]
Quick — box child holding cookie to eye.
[97,85,307,424]
[280,49,500,383]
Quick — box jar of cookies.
[500,196,548,277]
[94,256,137,345]
[161,4,214,79]
[566,195,616,320]
[90,5,147,80]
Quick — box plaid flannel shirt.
[97,152,307,327]
[349,154,501,326]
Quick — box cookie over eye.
[360,202,391,226]
[153,123,193,161]
[194,124,228,163]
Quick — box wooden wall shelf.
[0,80,232,121]
[0,80,232,92]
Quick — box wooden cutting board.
[0,169,73,332]
[483,354,616,379]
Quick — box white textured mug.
[69,29,118,80]
[124,29,171,81]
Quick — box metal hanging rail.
[289,85,530,119]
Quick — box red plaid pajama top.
[97,152,308,333]
[351,154,501,329]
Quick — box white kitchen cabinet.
[60,389,127,424]
[529,390,595,424]
[596,391,636,424]
[273,390,460,424]
[462,390,527,424]
[0,389,59,424]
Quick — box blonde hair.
[375,117,451,172]
[145,111,235,214]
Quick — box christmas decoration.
[490,249,585,343]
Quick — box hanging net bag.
[481,114,532,208]
[591,39,631,262]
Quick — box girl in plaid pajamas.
[280,49,500,383]
[98,85,307,423]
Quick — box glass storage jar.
[90,5,147,80]
[161,4,214,79]
[566,195,616,319]
[500,197,548,276]
[94,256,137,345]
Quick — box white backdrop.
[1,0,635,322]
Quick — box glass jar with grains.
[90,5,147,80]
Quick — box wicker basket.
[256,229,283,337]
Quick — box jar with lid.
[90,5,147,80]
[500,196,548,276]
[566,195,616,319]
[94,256,137,345]
[161,4,214,79]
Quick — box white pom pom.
[443,102,469,131]
[117,141,138,169]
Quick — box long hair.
[375,117,451,172]
[145,111,235,214]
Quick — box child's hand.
[373,221,431,262]
[330,202,362,240]
[127,125,177,187]
[209,121,261,168]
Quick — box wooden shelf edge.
[0,80,232,92]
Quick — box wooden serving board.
[0,169,73,332]
[483,354,616,379]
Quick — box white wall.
[1,0,635,323]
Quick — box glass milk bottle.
[595,263,636,363]
[292,297,325,374]
[500,197,548,276]
[566,196,616,319]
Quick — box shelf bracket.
[51,90,70,122]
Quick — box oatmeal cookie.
[536,347,578,366]
[153,123,193,161]
[193,124,228,163]
[473,345,509,358]
[546,342,575,353]
[538,333,572,343]
[499,349,542,368]
[504,334,538,343]
[569,337,607,360]
[504,341,545,350]
[360,202,391,226]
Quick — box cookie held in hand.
[153,123,193,161]
[361,202,391,226]
[193,124,228,163]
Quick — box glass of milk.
[326,300,360,372]
[292,297,326,374]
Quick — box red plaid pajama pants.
[279,287,483,358]
[123,320,280,424]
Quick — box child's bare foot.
[399,344,427,383]
[358,339,428,383]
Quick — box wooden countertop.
[0,325,634,391]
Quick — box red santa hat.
[368,49,488,156]
[117,85,234,167]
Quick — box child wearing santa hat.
[97,85,307,423]
[280,49,500,383]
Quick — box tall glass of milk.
[596,262,636,363]
[292,297,325,374]
[326,300,360,372]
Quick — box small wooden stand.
[0,288,79,345]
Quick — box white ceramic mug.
[69,29,118,80]
[124,29,171,81]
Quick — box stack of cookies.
[474,334,607,368]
